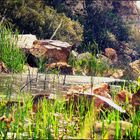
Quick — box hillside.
[0,0,140,79]
[0,1,139,139]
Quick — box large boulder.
[30,39,73,64]
[16,34,37,49]
[19,38,75,73]
[16,34,39,67]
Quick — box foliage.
[0,65,139,139]
[84,1,129,51]
[77,41,100,54]
[0,86,139,139]
[0,0,83,44]
[0,24,25,73]
[49,0,130,52]
[68,52,110,76]
[129,25,140,54]
[0,0,132,53]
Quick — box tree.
[0,0,83,44]
[84,0,129,51]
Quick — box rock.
[46,62,74,75]
[16,34,39,67]
[118,54,132,66]
[0,62,9,73]
[97,54,109,63]
[111,69,124,79]
[129,59,140,79]
[132,88,140,110]
[123,48,139,61]
[30,40,73,64]
[94,120,132,139]
[20,38,75,68]
[104,68,124,79]
[115,90,132,104]
[16,34,37,49]
[104,48,118,65]
[116,42,139,67]
[129,59,140,74]
[93,83,112,108]
[67,83,112,109]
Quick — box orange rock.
[105,48,118,64]
[68,84,91,94]
[0,114,14,129]
[132,89,140,108]
[32,40,73,63]
[93,83,110,94]
[115,90,132,103]
[93,83,111,108]
[46,62,74,75]
[22,39,75,68]
[0,62,9,73]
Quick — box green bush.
[68,52,110,76]
[0,24,25,73]
[0,0,83,44]
[79,54,109,76]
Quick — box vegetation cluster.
[0,77,139,139]
[0,24,25,73]
[0,0,133,52]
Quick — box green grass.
[68,52,110,76]
[0,86,139,139]
[0,24,25,73]
[0,22,139,140]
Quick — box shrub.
[0,0,83,44]
[81,54,110,76]
[68,52,110,76]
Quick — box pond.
[0,73,128,93]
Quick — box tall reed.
[0,24,25,73]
